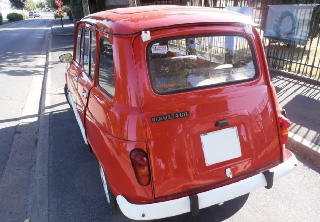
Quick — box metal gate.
[108,0,320,82]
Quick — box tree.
[69,0,77,22]
[46,0,57,8]
[25,0,36,11]
[9,0,27,9]
[36,1,46,9]
[82,0,90,16]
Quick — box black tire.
[99,163,118,214]
[64,84,72,109]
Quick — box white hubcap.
[99,163,111,204]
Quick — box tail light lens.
[130,149,151,186]
[278,114,291,144]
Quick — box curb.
[270,68,320,87]
[287,132,320,166]
[28,21,53,222]
[0,19,27,27]
[50,33,74,36]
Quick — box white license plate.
[200,126,242,166]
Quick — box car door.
[76,24,96,129]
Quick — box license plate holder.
[200,126,242,166]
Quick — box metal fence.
[231,0,320,83]
[108,0,320,82]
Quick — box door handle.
[73,77,78,82]
[82,91,87,99]
[215,119,229,127]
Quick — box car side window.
[83,28,90,74]
[75,27,83,65]
[98,37,115,97]
[90,31,96,81]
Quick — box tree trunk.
[82,0,90,16]
[203,0,210,7]
[69,0,77,23]
[129,0,139,6]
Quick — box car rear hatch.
[135,27,282,200]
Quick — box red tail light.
[130,149,151,186]
[278,114,291,144]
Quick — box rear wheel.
[64,84,72,109]
[99,162,118,214]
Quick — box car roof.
[81,5,254,35]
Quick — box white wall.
[0,0,26,18]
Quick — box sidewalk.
[270,72,320,165]
[50,19,75,55]
[48,19,320,165]
[51,18,75,36]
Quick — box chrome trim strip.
[67,91,88,145]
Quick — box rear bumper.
[117,150,297,220]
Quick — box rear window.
[147,35,256,94]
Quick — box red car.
[60,5,297,220]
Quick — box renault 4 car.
[60,5,297,220]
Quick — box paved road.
[0,16,53,221]
[45,20,320,222]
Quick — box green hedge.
[7,13,24,22]
[0,13,3,25]
[54,11,66,19]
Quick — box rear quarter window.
[147,35,256,94]
[98,37,115,97]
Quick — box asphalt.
[46,18,320,164]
